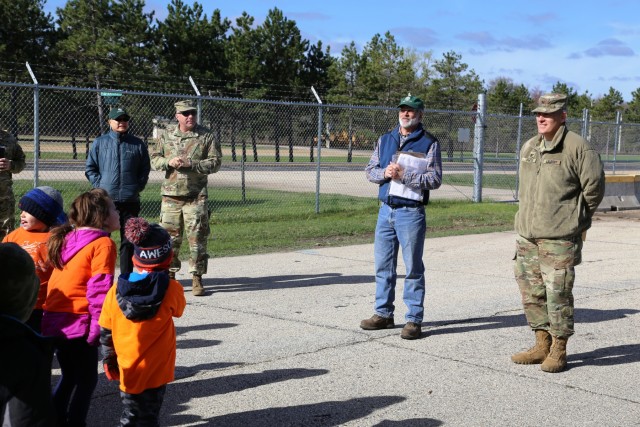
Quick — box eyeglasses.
[114,117,129,122]
[180,111,197,117]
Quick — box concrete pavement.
[84,211,640,426]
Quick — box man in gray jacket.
[511,93,605,373]
[86,107,151,275]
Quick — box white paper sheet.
[388,153,429,201]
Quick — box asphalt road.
[77,210,640,426]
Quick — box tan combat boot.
[192,274,205,296]
[511,330,552,364]
[541,335,568,373]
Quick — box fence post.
[612,110,622,174]
[581,108,589,140]
[514,102,523,200]
[188,76,202,126]
[288,120,294,162]
[472,93,486,203]
[231,131,237,162]
[240,152,246,202]
[242,139,247,163]
[274,112,280,162]
[251,125,258,162]
[311,86,323,214]
[72,133,77,159]
[26,62,40,187]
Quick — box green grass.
[444,173,517,190]
[226,155,370,164]
[11,181,518,258]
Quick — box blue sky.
[44,0,640,102]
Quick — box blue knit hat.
[19,186,67,227]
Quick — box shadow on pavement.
[177,338,222,350]
[167,395,407,427]
[426,308,639,335]
[163,368,332,425]
[206,273,374,292]
[569,344,640,368]
[176,322,238,334]
[374,419,443,427]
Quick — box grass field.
[11,181,518,258]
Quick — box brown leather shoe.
[360,314,394,330]
[400,322,421,340]
[192,275,205,296]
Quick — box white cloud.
[584,38,635,57]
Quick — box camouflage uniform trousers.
[514,235,583,338]
[160,195,210,276]
[0,192,16,241]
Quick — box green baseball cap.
[175,100,197,113]
[532,93,567,113]
[108,107,130,120]
[398,94,424,111]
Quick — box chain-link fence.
[2,82,639,222]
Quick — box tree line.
[2,0,640,122]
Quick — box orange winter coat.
[99,274,186,394]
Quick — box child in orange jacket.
[99,217,186,425]
[2,186,67,333]
[43,188,120,427]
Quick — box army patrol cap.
[398,94,424,111]
[175,100,197,113]
[108,107,130,121]
[532,93,567,113]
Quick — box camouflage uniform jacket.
[0,129,26,193]
[150,123,222,198]
[515,125,605,240]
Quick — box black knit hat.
[125,217,172,269]
[0,243,39,322]
[19,186,67,227]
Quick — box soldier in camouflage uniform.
[150,100,222,296]
[0,129,26,240]
[512,94,605,373]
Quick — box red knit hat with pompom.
[125,217,172,270]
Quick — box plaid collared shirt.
[365,131,442,190]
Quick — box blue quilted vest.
[377,124,437,206]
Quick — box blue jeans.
[373,203,426,323]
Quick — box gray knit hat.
[0,243,39,322]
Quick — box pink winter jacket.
[42,229,116,346]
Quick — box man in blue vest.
[360,94,442,339]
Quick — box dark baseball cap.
[398,94,424,110]
[108,107,130,120]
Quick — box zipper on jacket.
[528,146,542,238]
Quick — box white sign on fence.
[458,128,470,143]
